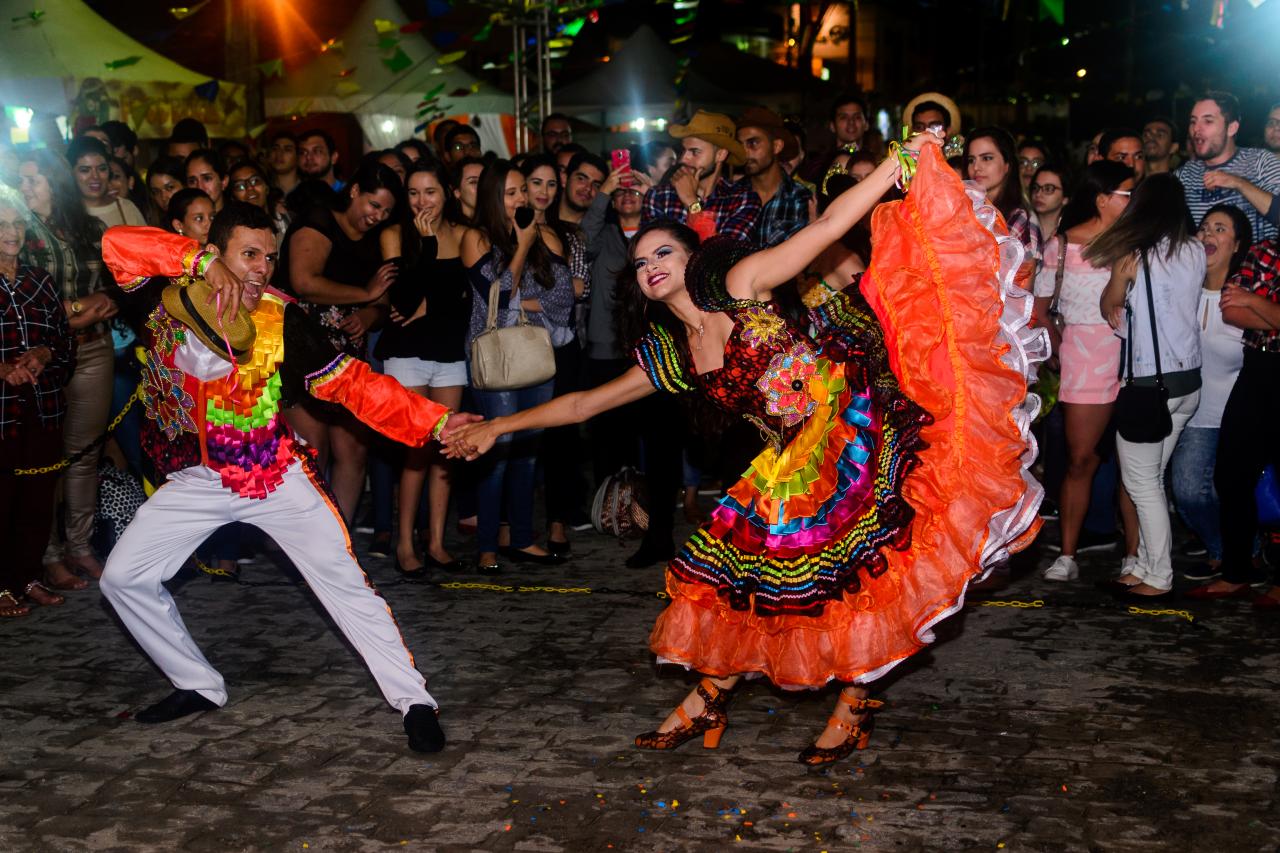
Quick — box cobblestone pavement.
[2,511,1279,852]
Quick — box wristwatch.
[70,299,84,315]
[688,200,703,214]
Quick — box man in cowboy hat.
[96,202,478,754]
[641,109,761,242]
[736,106,812,248]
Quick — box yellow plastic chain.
[12,386,142,476]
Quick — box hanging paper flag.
[105,56,143,70]
[428,67,445,75]
[377,35,400,50]
[247,123,268,139]
[561,17,586,37]
[383,48,413,73]
[470,82,482,93]
[374,18,398,34]
[475,13,501,42]
[337,66,357,78]
[424,83,446,99]
[1037,0,1065,25]
[1210,0,1227,27]
[289,99,312,117]
[320,38,343,52]
[548,38,573,49]
[257,58,284,79]
[426,0,451,16]
[11,9,45,25]
[335,81,362,97]
[169,0,210,21]
[194,80,219,101]
[400,21,425,34]
[437,50,466,65]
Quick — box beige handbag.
[469,273,556,391]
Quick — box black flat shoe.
[547,539,571,558]
[395,559,427,579]
[423,554,467,573]
[476,561,502,576]
[404,704,445,753]
[135,689,219,724]
[499,546,566,566]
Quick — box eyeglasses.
[0,220,24,232]
[232,177,265,192]
[1019,157,1045,170]
[1109,189,1132,197]
[1030,183,1061,195]
[1267,119,1280,129]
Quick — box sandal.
[798,690,885,766]
[635,678,731,751]
[24,580,65,607]
[0,590,30,617]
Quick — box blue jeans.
[471,379,555,554]
[1171,426,1222,561]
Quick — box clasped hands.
[0,346,52,386]
[437,413,498,461]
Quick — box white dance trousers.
[100,459,435,714]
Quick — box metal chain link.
[12,385,142,476]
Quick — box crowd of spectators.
[2,85,1279,617]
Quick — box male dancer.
[98,203,471,753]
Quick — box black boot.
[134,689,219,724]
[404,704,445,753]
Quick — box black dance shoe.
[404,704,445,753]
[134,689,219,724]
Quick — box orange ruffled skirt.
[648,147,1048,689]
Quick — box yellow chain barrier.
[12,385,142,476]
[1127,606,1195,623]
[979,598,1045,608]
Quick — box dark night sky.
[84,0,1280,142]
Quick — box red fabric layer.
[308,357,449,448]
[102,226,197,286]
[649,146,1041,688]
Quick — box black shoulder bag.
[1113,251,1172,443]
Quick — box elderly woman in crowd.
[18,149,116,588]
[0,187,76,616]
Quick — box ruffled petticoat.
[649,147,1050,689]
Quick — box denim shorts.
[384,357,467,388]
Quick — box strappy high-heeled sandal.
[798,691,884,766]
[635,678,731,751]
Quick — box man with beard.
[1142,117,1180,175]
[735,106,811,248]
[1099,128,1146,181]
[557,151,607,229]
[1175,91,1280,241]
[97,202,476,752]
[642,110,760,242]
[441,125,482,166]
[541,113,573,155]
[297,129,342,190]
[1266,103,1280,156]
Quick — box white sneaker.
[1042,555,1079,582]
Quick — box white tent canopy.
[264,0,513,151]
[0,0,240,135]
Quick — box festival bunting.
[105,56,143,70]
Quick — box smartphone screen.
[611,148,633,187]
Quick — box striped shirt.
[1174,147,1280,242]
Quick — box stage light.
[1076,67,1087,78]
[631,118,646,131]
[381,119,395,133]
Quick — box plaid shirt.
[746,173,812,248]
[1006,207,1044,267]
[21,214,107,334]
[642,177,761,243]
[0,265,76,439]
[1227,238,1280,351]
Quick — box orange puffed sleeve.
[305,355,449,448]
[101,226,201,291]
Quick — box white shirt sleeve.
[173,331,235,382]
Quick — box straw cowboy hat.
[903,92,962,138]
[161,277,255,363]
[669,110,747,166]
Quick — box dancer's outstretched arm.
[726,134,941,304]
[443,366,656,460]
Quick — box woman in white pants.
[1091,174,1205,598]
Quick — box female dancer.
[447,136,1046,764]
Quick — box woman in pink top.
[1032,161,1137,582]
